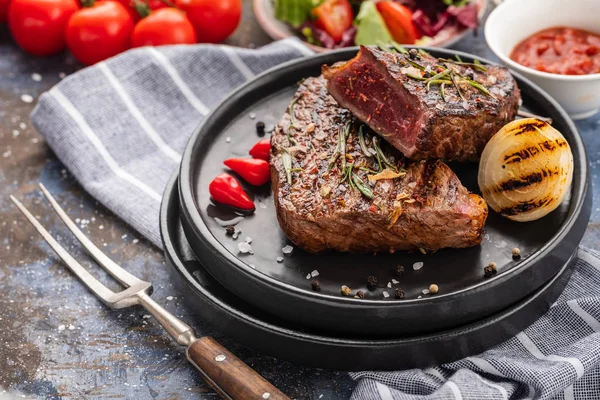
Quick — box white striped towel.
[30,39,600,400]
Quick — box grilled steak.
[270,76,488,253]
[322,46,521,162]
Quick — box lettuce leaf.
[274,0,315,28]
[354,0,392,46]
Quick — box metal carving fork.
[10,184,288,400]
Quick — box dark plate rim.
[178,46,588,307]
[163,172,576,347]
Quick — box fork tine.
[10,195,116,303]
[38,183,145,288]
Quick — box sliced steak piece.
[322,46,521,162]
[270,76,488,253]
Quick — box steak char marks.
[271,76,488,253]
[323,46,521,162]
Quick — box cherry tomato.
[0,0,11,23]
[175,0,241,43]
[110,0,142,21]
[146,0,167,10]
[376,2,418,45]
[132,8,196,47]
[312,0,353,43]
[8,0,79,56]
[66,1,134,65]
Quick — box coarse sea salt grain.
[245,236,252,244]
[166,296,174,301]
[392,279,399,284]
[387,282,392,288]
[418,295,423,299]
[422,289,430,295]
[20,94,34,103]
[19,122,26,129]
[382,291,390,298]
[310,270,319,277]
[225,137,231,143]
[237,242,253,254]
[58,324,65,331]
[282,245,293,255]
[31,73,42,82]
[413,261,424,270]
[276,256,284,263]
[306,273,311,279]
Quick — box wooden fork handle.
[186,336,289,400]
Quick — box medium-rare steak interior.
[323,46,520,162]
[270,76,488,253]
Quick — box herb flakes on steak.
[270,76,488,253]
[322,45,521,162]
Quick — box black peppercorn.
[256,121,265,136]
[484,265,496,277]
[356,290,365,299]
[225,226,235,236]
[409,49,419,59]
[394,288,405,299]
[366,275,378,290]
[311,279,320,291]
[394,265,405,276]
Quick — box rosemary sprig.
[426,68,451,83]
[440,82,446,102]
[426,79,452,91]
[359,166,379,174]
[282,148,293,184]
[372,137,397,172]
[418,48,432,57]
[352,173,374,199]
[358,125,372,158]
[288,95,300,128]
[376,41,390,53]
[455,54,463,62]
[449,69,466,102]
[287,94,302,143]
[406,58,426,71]
[407,73,427,81]
[391,41,409,55]
[340,122,351,171]
[340,161,354,185]
[439,58,487,72]
[464,79,494,97]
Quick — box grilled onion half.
[478,118,574,222]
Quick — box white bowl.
[485,0,600,120]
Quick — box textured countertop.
[1,2,599,399]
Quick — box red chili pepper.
[224,158,270,186]
[209,173,255,211]
[249,138,271,161]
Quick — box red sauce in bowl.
[510,27,600,75]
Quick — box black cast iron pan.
[163,172,576,370]
[178,47,591,337]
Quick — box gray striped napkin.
[31,40,600,400]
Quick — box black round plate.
[179,47,591,337]
[163,172,576,371]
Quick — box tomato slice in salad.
[376,1,418,44]
[312,0,353,43]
